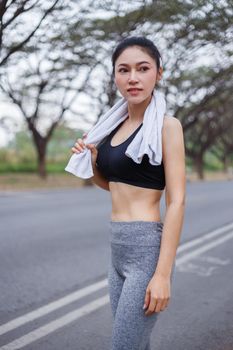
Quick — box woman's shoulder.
[163,114,183,131]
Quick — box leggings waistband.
[108,220,164,246]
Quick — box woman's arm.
[154,116,186,278]
[144,116,186,316]
[91,163,110,191]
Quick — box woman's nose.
[128,70,139,82]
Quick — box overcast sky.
[0,0,232,148]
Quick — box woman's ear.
[157,66,163,82]
[154,66,164,89]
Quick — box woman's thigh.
[111,271,160,350]
[107,258,124,318]
[108,220,175,349]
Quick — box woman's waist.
[108,219,163,246]
[111,201,161,221]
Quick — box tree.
[181,65,233,178]
[0,48,97,177]
[87,0,233,178]
[1,0,232,180]
[0,0,61,66]
[0,0,102,178]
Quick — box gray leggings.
[107,220,175,350]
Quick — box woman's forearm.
[154,202,185,278]
[91,163,110,191]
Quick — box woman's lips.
[127,88,143,95]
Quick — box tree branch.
[0,0,60,66]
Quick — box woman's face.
[114,45,162,104]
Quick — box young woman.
[71,37,186,350]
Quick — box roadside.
[0,173,85,192]
[0,171,232,192]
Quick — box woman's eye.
[140,66,149,72]
[118,67,149,73]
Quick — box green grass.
[0,163,37,173]
[0,162,68,173]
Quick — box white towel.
[65,89,166,179]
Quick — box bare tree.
[0,52,96,177]
[0,0,61,66]
[183,84,233,179]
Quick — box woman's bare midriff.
[109,181,164,222]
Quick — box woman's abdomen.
[110,182,163,222]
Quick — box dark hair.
[111,36,162,76]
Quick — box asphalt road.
[0,180,232,350]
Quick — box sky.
[0,51,220,148]
[0,0,142,148]
[0,0,231,148]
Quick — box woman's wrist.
[92,160,98,172]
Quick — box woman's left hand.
[143,273,171,316]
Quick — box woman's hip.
[108,220,165,277]
[108,220,164,246]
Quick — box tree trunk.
[33,134,48,179]
[37,151,47,179]
[222,155,229,172]
[194,155,204,180]
[29,122,48,179]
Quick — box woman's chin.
[126,94,150,105]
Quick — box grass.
[0,162,68,173]
[0,173,85,191]
[0,170,232,192]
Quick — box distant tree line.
[0,0,232,179]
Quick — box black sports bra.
[95,120,166,190]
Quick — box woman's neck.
[127,94,152,125]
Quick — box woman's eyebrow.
[117,61,151,67]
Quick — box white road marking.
[178,262,218,276]
[0,295,109,350]
[177,222,233,253]
[177,255,231,276]
[0,222,232,349]
[176,230,233,266]
[0,279,108,336]
[197,255,231,265]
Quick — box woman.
[71,37,186,350]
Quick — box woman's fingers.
[76,138,86,149]
[144,293,169,315]
[154,298,164,313]
[70,134,98,157]
[144,296,158,316]
[143,289,150,310]
[71,138,86,153]
[159,298,169,311]
[86,145,98,161]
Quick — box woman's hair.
[111,36,162,76]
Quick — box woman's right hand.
[71,133,98,166]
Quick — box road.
[0,180,232,350]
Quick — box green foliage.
[0,123,82,173]
[7,129,37,163]
[0,162,37,173]
[1,0,232,180]
[47,124,83,161]
[204,151,224,171]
